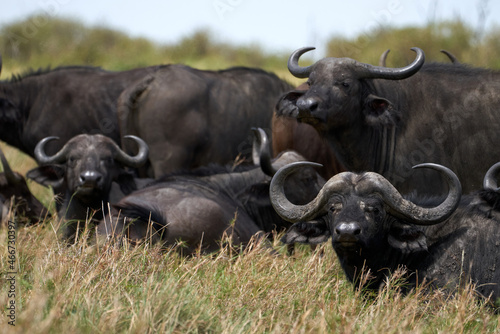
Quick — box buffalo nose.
[335,222,361,237]
[79,171,102,186]
[296,97,319,112]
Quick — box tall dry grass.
[0,217,498,333]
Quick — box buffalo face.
[280,47,425,132]
[295,59,366,130]
[271,162,461,285]
[28,134,148,206]
[65,144,117,199]
[328,193,388,252]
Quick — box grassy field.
[0,221,498,333]
[1,16,500,332]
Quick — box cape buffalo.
[271,161,500,303]
[0,147,48,225]
[117,65,293,177]
[277,47,500,195]
[27,134,149,241]
[0,56,164,157]
[97,129,324,255]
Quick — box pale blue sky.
[1,0,498,57]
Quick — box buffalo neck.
[323,79,409,180]
[324,116,398,176]
[335,235,424,291]
[61,189,110,222]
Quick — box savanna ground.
[1,16,500,333]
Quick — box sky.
[1,0,499,57]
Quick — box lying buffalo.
[0,147,48,225]
[97,129,324,255]
[27,134,149,241]
[118,65,293,177]
[0,56,164,156]
[271,161,500,302]
[277,47,500,195]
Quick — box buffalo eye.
[329,202,343,213]
[366,206,381,216]
[101,157,114,165]
[342,82,350,88]
[67,156,77,166]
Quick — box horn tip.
[41,136,60,143]
[410,47,424,55]
[412,163,443,170]
[298,46,316,53]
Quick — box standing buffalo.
[27,134,149,240]
[97,129,324,255]
[117,65,293,177]
[0,57,163,156]
[0,147,48,225]
[277,47,500,195]
[271,161,500,302]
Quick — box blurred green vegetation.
[1,15,500,82]
[0,15,289,79]
[327,20,500,68]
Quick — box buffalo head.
[280,47,424,132]
[270,162,461,286]
[28,134,148,207]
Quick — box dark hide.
[118,65,293,177]
[278,51,500,195]
[0,64,165,157]
[97,151,324,255]
[282,174,500,302]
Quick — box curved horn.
[357,47,425,80]
[113,135,149,168]
[378,49,390,67]
[358,163,462,225]
[483,162,500,192]
[288,47,315,78]
[271,162,461,225]
[34,136,69,164]
[270,161,349,222]
[440,49,459,64]
[0,148,22,183]
[251,128,277,176]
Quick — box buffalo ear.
[26,165,65,188]
[363,94,401,127]
[281,220,331,245]
[275,90,306,118]
[387,223,427,254]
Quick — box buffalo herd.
[2,46,500,305]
